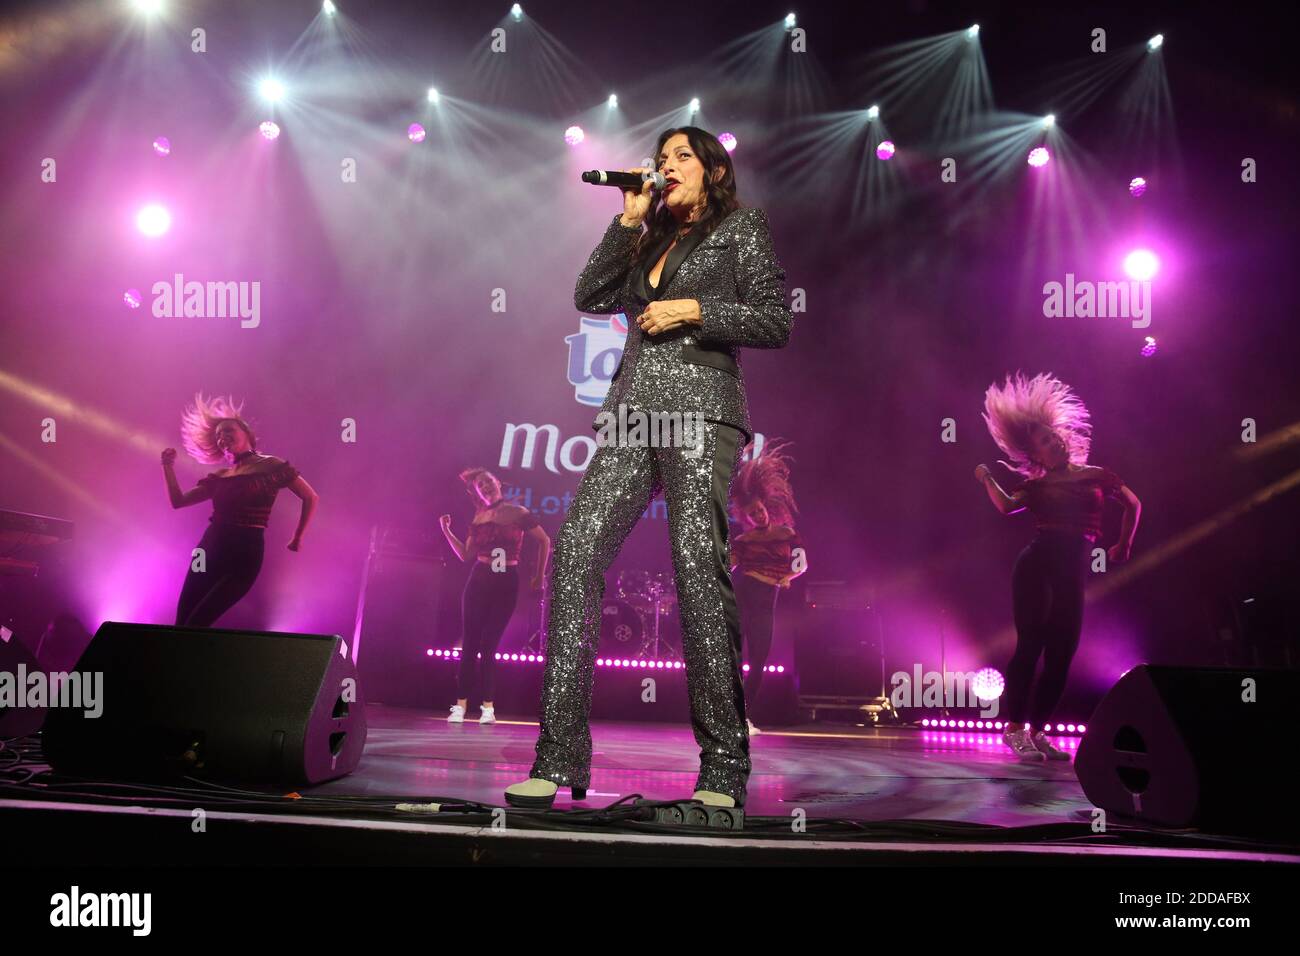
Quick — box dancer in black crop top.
[163,394,318,628]
[976,373,1140,763]
[440,467,551,725]
[728,439,806,735]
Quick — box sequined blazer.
[573,207,792,443]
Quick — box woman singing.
[976,373,1141,762]
[163,394,318,628]
[440,468,550,725]
[729,439,806,735]
[506,126,793,809]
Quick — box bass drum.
[599,599,648,658]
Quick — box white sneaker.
[479,705,496,724]
[447,704,465,723]
[1032,731,1072,761]
[1003,726,1045,762]
[746,718,762,736]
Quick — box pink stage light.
[876,140,895,160]
[1027,146,1050,167]
[152,136,171,156]
[972,667,1004,700]
[123,288,142,309]
[135,204,171,237]
[1129,176,1147,197]
[1123,249,1160,280]
[564,125,584,146]
[259,121,280,140]
[426,649,434,656]
[718,132,737,152]
[1141,336,1158,357]
[408,123,426,143]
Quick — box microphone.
[581,169,667,190]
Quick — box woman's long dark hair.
[631,126,741,269]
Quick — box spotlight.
[407,123,426,143]
[607,93,617,107]
[1141,336,1158,357]
[322,0,336,15]
[131,0,163,14]
[564,125,584,146]
[135,203,171,237]
[1147,33,1163,52]
[1027,146,1050,167]
[865,104,879,120]
[875,140,895,160]
[152,136,170,157]
[1123,248,1160,280]
[972,667,1005,700]
[967,24,979,39]
[511,3,523,21]
[718,132,737,152]
[258,120,280,140]
[1042,113,1055,128]
[258,77,285,103]
[1129,176,1147,197]
[785,12,796,29]
[123,288,143,309]
[688,97,700,113]
[426,86,440,103]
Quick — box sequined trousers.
[529,420,751,803]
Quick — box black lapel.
[632,232,675,302]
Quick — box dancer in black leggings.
[164,394,318,628]
[440,468,550,724]
[729,439,805,735]
[977,373,1140,762]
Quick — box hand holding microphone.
[581,166,665,227]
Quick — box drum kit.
[600,570,679,660]
[522,568,681,660]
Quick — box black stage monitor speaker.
[0,629,47,739]
[42,621,367,786]
[1075,664,1299,834]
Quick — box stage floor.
[5,704,1298,865]
[315,704,1090,825]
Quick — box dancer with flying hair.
[729,439,806,735]
[975,372,1140,762]
[162,394,318,627]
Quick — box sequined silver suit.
[529,208,793,805]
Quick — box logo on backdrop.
[565,314,627,406]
